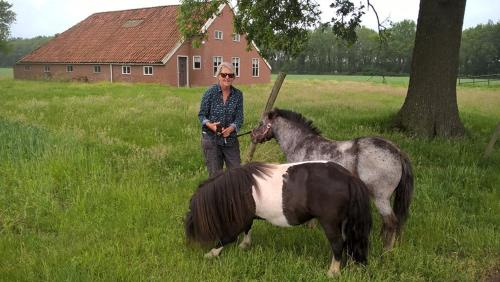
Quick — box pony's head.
[250,110,277,143]
[251,108,321,144]
[185,163,273,245]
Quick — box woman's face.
[218,66,235,88]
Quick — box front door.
[178,57,188,87]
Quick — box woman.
[198,62,243,177]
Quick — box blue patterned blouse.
[198,84,244,145]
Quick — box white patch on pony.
[327,258,341,277]
[204,246,223,258]
[238,230,252,249]
[251,161,330,227]
[337,141,354,152]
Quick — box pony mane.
[273,108,322,136]
[185,163,274,245]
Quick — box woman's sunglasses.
[220,73,235,78]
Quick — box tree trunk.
[394,0,466,137]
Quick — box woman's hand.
[206,122,220,133]
[221,126,234,138]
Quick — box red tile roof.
[19,5,181,64]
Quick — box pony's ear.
[268,108,278,119]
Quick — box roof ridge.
[91,4,179,16]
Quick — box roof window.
[123,19,144,28]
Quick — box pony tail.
[393,153,414,234]
[345,177,372,264]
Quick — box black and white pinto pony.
[185,161,372,277]
[250,109,414,250]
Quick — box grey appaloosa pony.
[250,108,414,250]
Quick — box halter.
[250,122,272,140]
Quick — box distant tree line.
[0,36,52,67]
[1,21,499,77]
[269,20,500,76]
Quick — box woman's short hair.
[215,62,234,77]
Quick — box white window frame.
[193,56,201,69]
[44,65,50,73]
[213,56,222,76]
[143,66,153,76]
[232,33,240,42]
[214,30,223,40]
[122,65,131,75]
[93,65,101,73]
[232,57,240,77]
[67,65,73,72]
[252,58,260,77]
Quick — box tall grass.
[0,78,499,281]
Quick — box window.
[232,33,240,42]
[122,19,144,28]
[24,65,31,71]
[214,30,223,40]
[193,56,201,69]
[122,65,131,75]
[67,65,73,72]
[213,56,222,76]
[252,58,259,77]
[232,57,240,77]
[44,65,50,73]
[143,66,153,75]
[93,65,101,73]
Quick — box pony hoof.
[305,219,318,229]
[204,247,223,259]
[327,270,340,278]
[204,252,217,259]
[238,241,251,250]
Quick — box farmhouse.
[13,4,271,86]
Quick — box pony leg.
[319,220,344,277]
[305,218,318,229]
[374,198,398,250]
[204,235,238,259]
[381,214,398,250]
[328,258,341,278]
[238,229,252,250]
[238,222,253,250]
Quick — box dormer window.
[123,19,144,28]
[214,30,223,40]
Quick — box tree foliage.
[0,0,16,54]
[460,21,500,75]
[0,36,53,67]
[272,21,416,75]
[177,0,321,59]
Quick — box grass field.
[0,76,499,281]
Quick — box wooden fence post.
[483,123,500,158]
[245,72,287,163]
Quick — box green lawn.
[274,73,410,86]
[0,77,499,281]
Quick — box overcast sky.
[9,0,500,39]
